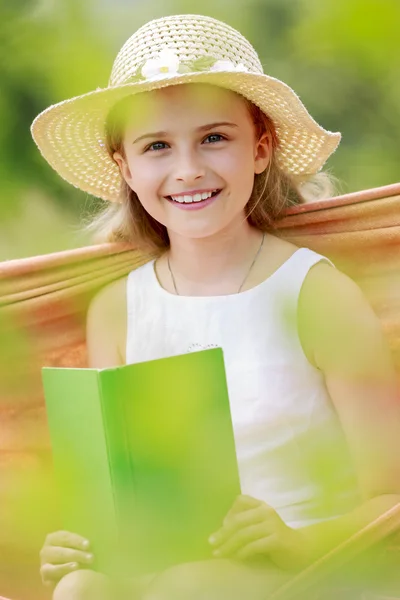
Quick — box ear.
[113,151,134,186]
[254,131,272,175]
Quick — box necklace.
[167,232,265,296]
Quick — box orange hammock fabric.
[0,182,400,599]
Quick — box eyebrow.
[132,122,238,144]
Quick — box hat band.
[118,47,252,86]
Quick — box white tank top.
[126,247,361,528]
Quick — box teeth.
[170,190,218,203]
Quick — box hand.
[208,495,306,570]
[39,530,94,588]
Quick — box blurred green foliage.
[0,3,399,594]
[1,0,399,259]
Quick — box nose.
[174,147,206,183]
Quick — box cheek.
[218,142,255,179]
[125,156,164,195]
[223,148,256,196]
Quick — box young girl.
[32,14,400,600]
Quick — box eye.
[145,141,169,152]
[203,133,226,144]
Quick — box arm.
[209,263,400,571]
[293,263,400,565]
[86,277,128,368]
[40,281,128,588]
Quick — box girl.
[32,14,400,600]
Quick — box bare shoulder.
[86,276,128,368]
[265,235,359,312]
[257,234,300,279]
[88,275,128,323]
[266,234,300,258]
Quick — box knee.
[142,564,196,600]
[52,569,112,600]
[143,560,231,600]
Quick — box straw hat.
[31,14,341,203]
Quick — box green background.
[1,0,399,260]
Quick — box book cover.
[42,348,241,578]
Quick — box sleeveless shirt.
[125,247,361,528]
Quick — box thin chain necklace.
[167,232,265,296]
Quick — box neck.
[166,221,265,292]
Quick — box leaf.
[178,63,192,74]
[192,56,217,71]
[124,61,146,83]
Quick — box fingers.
[236,536,276,561]
[210,501,278,547]
[208,495,262,543]
[40,531,94,590]
[40,561,80,587]
[226,504,268,531]
[40,545,94,566]
[210,505,265,547]
[45,531,90,551]
[213,522,272,558]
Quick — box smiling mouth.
[166,189,221,204]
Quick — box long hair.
[83,91,336,254]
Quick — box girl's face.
[114,84,271,240]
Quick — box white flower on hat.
[141,48,180,81]
[209,59,249,73]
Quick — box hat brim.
[31,70,341,202]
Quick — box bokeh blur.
[1,0,400,261]
[1,3,400,598]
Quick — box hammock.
[0,182,400,600]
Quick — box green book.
[42,348,241,578]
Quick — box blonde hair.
[83,91,336,254]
